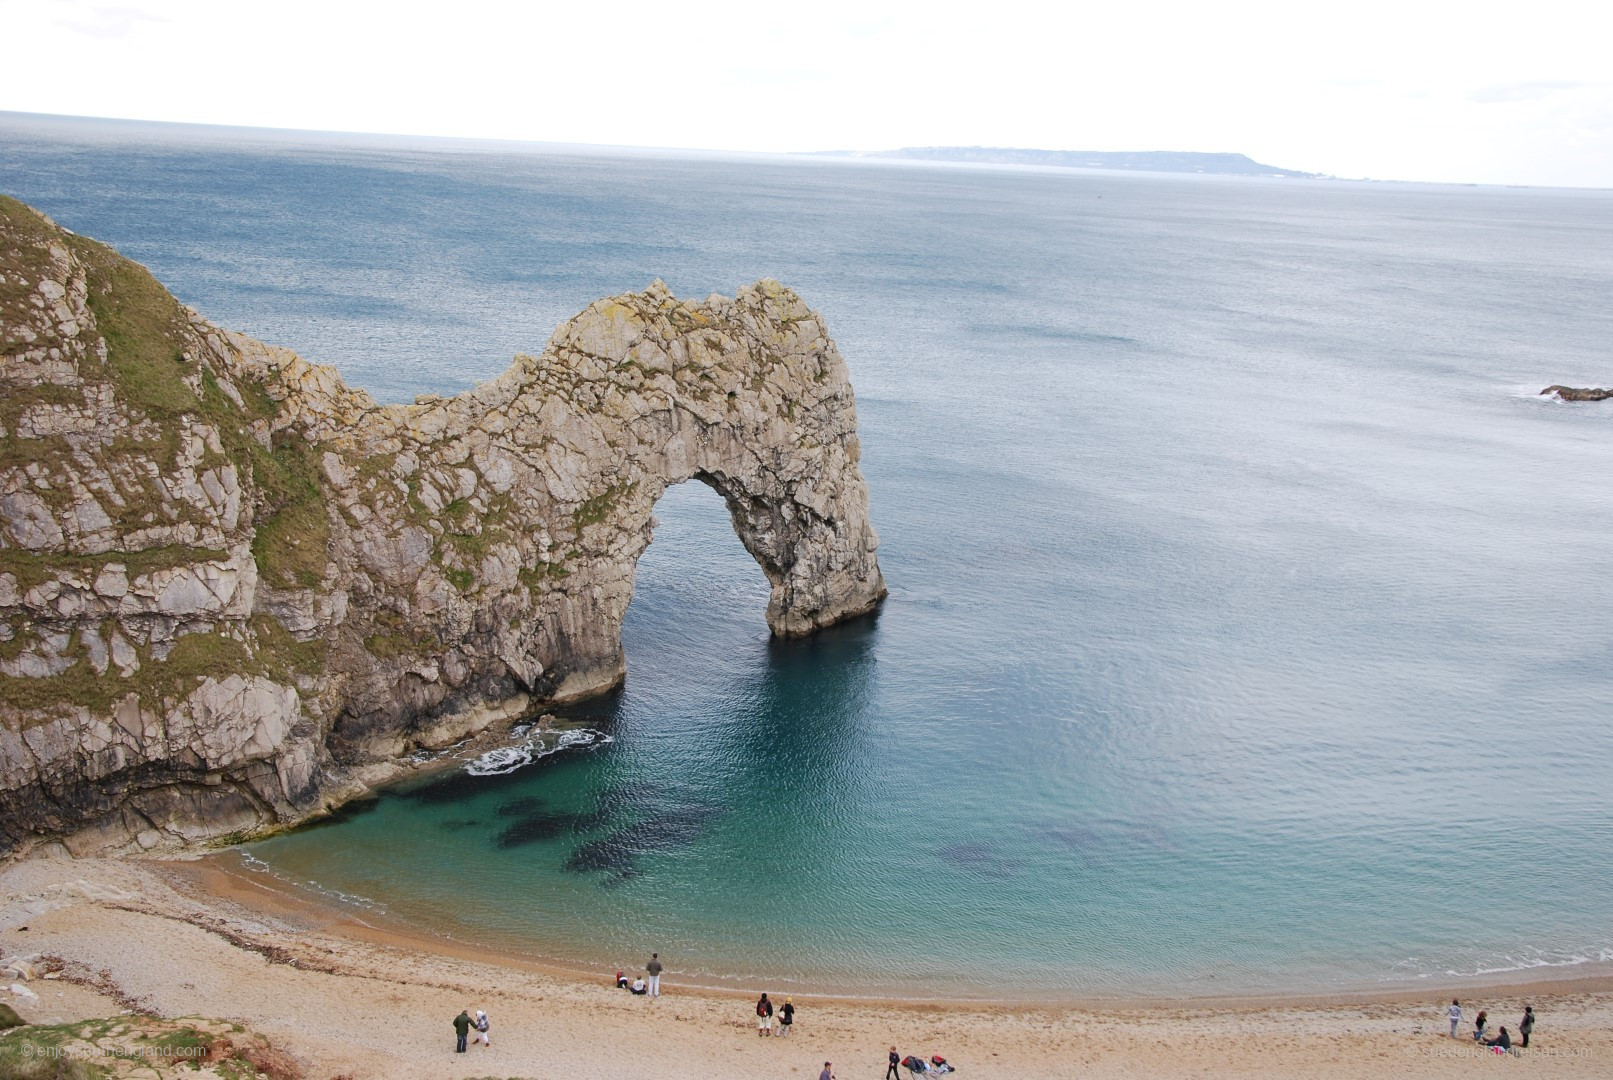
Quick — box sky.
[4,0,1612,187]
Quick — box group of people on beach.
[615,952,665,996]
[450,1007,491,1052]
[754,991,796,1035]
[449,949,946,1079]
[1447,999,1534,1052]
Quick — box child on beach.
[473,1009,490,1047]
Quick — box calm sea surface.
[5,113,1612,999]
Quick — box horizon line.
[3,109,1607,192]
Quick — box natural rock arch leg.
[692,469,885,637]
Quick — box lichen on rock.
[0,195,885,859]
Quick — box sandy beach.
[2,854,1610,1079]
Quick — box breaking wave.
[464,726,613,776]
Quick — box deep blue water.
[5,112,1612,998]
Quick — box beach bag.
[757,1001,769,1016]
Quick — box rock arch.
[235,278,888,752]
[0,196,884,854]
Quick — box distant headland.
[807,147,1316,178]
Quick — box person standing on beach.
[452,1009,471,1053]
[473,1009,490,1047]
[820,1061,835,1080]
[1519,1006,1534,1048]
[756,992,774,1035]
[647,952,663,997]
[886,1046,901,1080]
[1447,999,1461,1038]
[778,996,794,1036]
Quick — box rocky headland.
[0,196,885,860]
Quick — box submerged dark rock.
[563,803,723,882]
[1540,385,1613,401]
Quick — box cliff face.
[0,196,885,859]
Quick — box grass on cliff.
[0,198,331,715]
[21,199,331,595]
[0,1013,301,1080]
[0,629,256,721]
[248,432,329,590]
[0,545,228,593]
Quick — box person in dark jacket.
[886,1046,901,1080]
[1519,1006,1535,1048]
[756,992,774,1035]
[1472,1010,1488,1042]
[1483,1026,1512,1051]
[452,1009,471,1053]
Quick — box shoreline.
[5,853,1611,1079]
[173,850,1613,1012]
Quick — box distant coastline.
[806,146,1316,178]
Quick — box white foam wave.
[237,851,388,913]
[1386,946,1613,983]
[464,726,612,776]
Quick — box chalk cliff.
[0,196,885,859]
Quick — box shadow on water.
[547,614,884,888]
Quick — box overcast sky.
[6,0,1611,187]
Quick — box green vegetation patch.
[518,559,570,594]
[249,613,327,682]
[571,482,635,533]
[0,628,256,720]
[363,609,436,660]
[0,1016,113,1079]
[0,544,228,593]
[249,433,329,589]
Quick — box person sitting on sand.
[616,969,629,989]
[1483,1026,1512,1052]
[1472,1010,1487,1042]
[631,976,648,995]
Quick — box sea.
[4,112,1612,1001]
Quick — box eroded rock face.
[0,196,885,858]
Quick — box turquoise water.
[5,113,1613,998]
